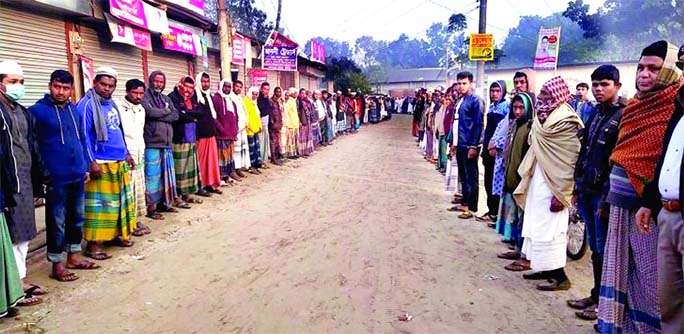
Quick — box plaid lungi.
[172,143,200,196]
[298,124,314,156]
[84,161,136,242]
[129,162,147,217]
[248,135,261,167]
[144,148,177,208]
[217,139,235,178]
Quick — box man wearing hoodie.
[0,60,45,306]
[30,70,97,283]
[478,81,509,223]
[77,66,136,261]
[141,71,180,219]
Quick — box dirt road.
[3,115,593,333]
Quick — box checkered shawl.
[535,76,571,114]
[640,42,683,99]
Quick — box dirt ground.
[1,115,594,334]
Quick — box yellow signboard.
[469,33,494,61]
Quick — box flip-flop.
[497,251,521,260]
[146,212,165,220]
[16,294,42,307]
[458,212,474,219]
[104,238,134,248]
[504,262,531,272]
[24,284,47,296]
[66,260,100,270]
[84,250,112,261]
[175,202,191,209]
[49,270,80,282]
[185,197,203,204]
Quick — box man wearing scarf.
[283,88,300,158]
[257,82,272,167]
[194,72,222,193]
[245,87,263,174]
[513,76,583,291]
[118,79,151,236]
[479,80,509,223]
[141,71,180,219]
[297,88,314,157]
[599,40,683,334]
[0,60,44,305]
[567,65,626,322]
[77,66,136,260]
[229,80,251,174]
[268,87,284,165]
[654,45,684,334]
[212,80,242,183]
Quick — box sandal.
[458,211,474,219]
[504,261,531,272]
[84,250,112,261]
[446,205,467,212]
[185,197,203,204]
[104,238,134,248]
[497,250,521,260]
[24,284,47,296]
[66,259,100,270]
[132,228,145,237]
[17,294,42,307]
[146,212,165,220]
[175,202,191,209]
[49,270,79,282]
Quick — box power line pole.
[476,0,486,97]
[275,0,282,32]
[217,0,233,80]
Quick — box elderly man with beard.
[141,71,180,220]
[77,66,137,260]
[513,76,583,291]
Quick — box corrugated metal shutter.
[80,25,144,101]
[206,51,222,85]
[267,70,279,88]
[280,72,294,90]
[147,49,191,93]
[0,6,68,106]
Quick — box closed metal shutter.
[80,25,144,101]
[0,6,68,106]
[280,72,294,90]
[147,49,191,94]
[206,51,222,85]
[267,70,279,89]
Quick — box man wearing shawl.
[118,79,151,236]
[434,91,448,173]
[229,80,251,173]
[77,66,136,260]
[169,76,209,207]
[212,80,243,183]
[598,40,683,334]
[194,72,222,193]
[567,65,626,322]
[283,88,300,158]
[245,87,263,174]
[653,45,684,334]
[513,76,583,291]
[479,80,509,223]
[297,88,314,157]
[142,71,180,219]
[268,87,284,165]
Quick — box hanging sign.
[468,33,494,61]
[534,27,562,70]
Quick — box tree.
[326,57,371,93]
[304,37,353,60]
[225,0,274,41]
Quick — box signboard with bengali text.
[161,25,202,56]
[109,0,169,33]
[106,13,152,51]
[310,40,326,63]
[262,46,298,71]
[534,27,561,70]
[468,33,494,61]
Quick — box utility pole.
[217,0,233,80]
[275,0,282,32]
[476,0,486,97]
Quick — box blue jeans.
[46,181,85,263]
[578,192,609,302]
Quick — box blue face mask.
[4,83,25,102]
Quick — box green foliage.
[225,0,274,42]
[326,57,371,93]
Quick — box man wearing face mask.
[513,76,583,291]
[0,60,44,305]
[141,71,179,220]
[76,66,136,261]
[30,70,95,284]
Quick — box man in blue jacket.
[450,71,485,219]
[30,70,98,282]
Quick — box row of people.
[413,40,684,333]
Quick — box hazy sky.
[255,0,607,46]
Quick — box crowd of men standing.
[413,40,684,333]
[0,59,389,318]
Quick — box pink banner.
[232,34,245,64]
[251,69,268,87]
[310,40,326,64]
[80,56,95,92]
[162,25,201,55]
[166,0,204,15]
[109,0,147,29]
[106,13,152,51]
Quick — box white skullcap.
[0,60,23,76]
[288,87,297,94]
[313,89,321,94]
[95,66,118,79]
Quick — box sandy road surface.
[2,115,593,333]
